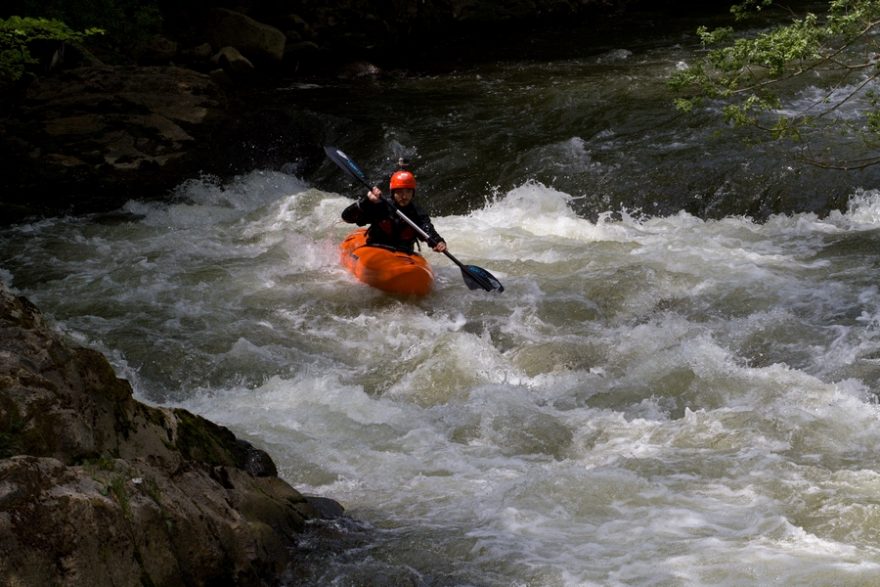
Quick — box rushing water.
[6,8,880,586]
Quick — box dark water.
[277,4,871,222]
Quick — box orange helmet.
[390,170,416,191]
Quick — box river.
[4,7,880,586]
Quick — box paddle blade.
[324,145,371,188]
[460,264,504,293]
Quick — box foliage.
[670,0,880,169]
[2,0,163,66]
[0,16,102,86]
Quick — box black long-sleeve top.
[342,196,444,253]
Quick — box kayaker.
[342,170,448,254]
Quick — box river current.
[5,8,880,586]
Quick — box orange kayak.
[340,228,434,296]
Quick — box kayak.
[340,228,434,296]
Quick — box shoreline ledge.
[0,280,343,585]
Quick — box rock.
[0,62,326,224]
[214,46,256,77]
[184,42,214,62]
[207,8,286,64]
[136,35,179,64]
[338,60,383,79]
[284,40,321,59]
[209,67,234,86]
[305,495,346,519]
[0,65,229,221]
[280,13,317,41]
[0,282,343,585]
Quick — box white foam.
[6,173,880,585]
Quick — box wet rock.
[306,496,347,519]
[338,60,383,79]
[237,439,278,477]
[0,281,343,585]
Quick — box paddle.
[324,145,504,293]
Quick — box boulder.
[0,282,342,585]
[207,8,287,64]
[214,46,256,77]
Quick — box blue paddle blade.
[324,146,370,187]
[461,264,504,292]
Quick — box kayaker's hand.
[367,186,382,203]
[433,240,447,253]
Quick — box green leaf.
[669,0,880,167]
[0,16,103,86]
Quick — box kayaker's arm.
[424,231,447,252]
[341,187,385,225]
[431,239,447,253]
[413,208,447,252]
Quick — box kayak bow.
[340,228,434,296]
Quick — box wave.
[4,171,880,585]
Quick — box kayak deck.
[340,229,434,296]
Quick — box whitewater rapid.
[4,173,880,585]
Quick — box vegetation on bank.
[671,0,880,169]
[0,0,164,88]
[0,16,102,86]
[2,0,162,53]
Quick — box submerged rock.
[0,282,341,585]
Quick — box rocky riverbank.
[0,281,343,585]
[0,62,325,223]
